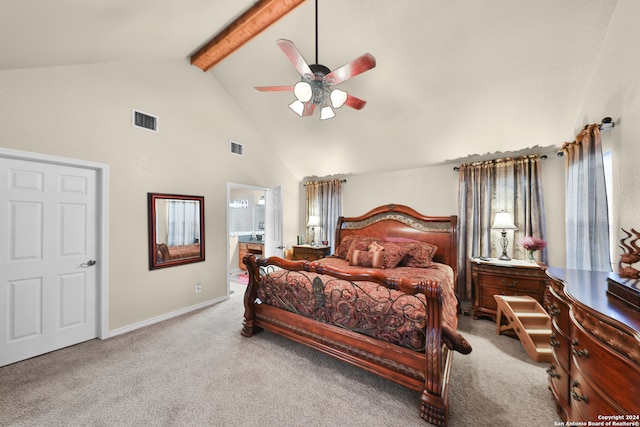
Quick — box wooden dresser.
[292,245,330,261]
[471,258,551,321]
[545,268,640,422]
[238,241,263,270]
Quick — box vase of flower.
[519,236,547,263]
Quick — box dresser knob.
[549,333,560,347]
[570,380,589,403]
[546,365,561,379]
[501,279,518,287]
[571,339,590,358]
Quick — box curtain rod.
[304,179,347,186]
[452,154,548,172]
[556,117,614,157]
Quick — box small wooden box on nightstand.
[471,257,550,321]
[292,245,330,261]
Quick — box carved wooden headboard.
[335,204,458,275]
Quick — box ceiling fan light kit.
[320,105,336,120]
[294,81,312,102]
[255,0,376,120]
[288,100,306,116]
[330,89,347,109]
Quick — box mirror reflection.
[148,193,205,269]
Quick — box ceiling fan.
[254,0,376,120]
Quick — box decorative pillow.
[349,249,384,268]
[345,237,375,262]
[402,242,438,268]
[378,242,408,269]
[334,236,361,259]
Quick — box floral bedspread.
[255,257,471,354]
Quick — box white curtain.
[305,179,342,252]
[563,124,611,271]
[167,200,200,246]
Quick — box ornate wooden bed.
[241,204,471,426]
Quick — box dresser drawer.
[292,245,330,261]
[479,273,544,292]
[547,361,569,412]
[569,368,624,422]
[546,287,570,336]
[550,325,570,372]
[571,318,640,412]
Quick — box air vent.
[230,141,244,156]
[132,109,158,133]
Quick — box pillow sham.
[378,242,407,269]
[402,242,438,268]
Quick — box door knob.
[80,260,97,268]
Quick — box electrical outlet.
[195,283,202,293]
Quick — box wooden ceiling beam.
[190,0,306,72]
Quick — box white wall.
[0,59,300,331]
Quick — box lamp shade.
[330,89,348,108]
[307,215,321,227]
[491,211,517,230]
[320,106,335,120]
[288,100,305,116]
[293,81,312,102]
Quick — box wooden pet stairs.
[494,295,553,363]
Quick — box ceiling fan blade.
[325,53,376,86]
[302,102,316,116]
[277,39,313,78]
[254,85,294,92]
[344,94,367,110]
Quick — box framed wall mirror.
[148,193,205,269]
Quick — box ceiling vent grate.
[230,141,244,156]
[132,109,158,133]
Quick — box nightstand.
[471,258,550,321]
[292,245,330,261]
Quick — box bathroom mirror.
[148,193,205,269]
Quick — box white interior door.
[264,186,283,258]
[0,158,98,366]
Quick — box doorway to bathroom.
[227,183,282,298]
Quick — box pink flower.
[519,236,546,251]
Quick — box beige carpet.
[0,290,560,426]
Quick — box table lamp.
[307,215,321,246]
[491,211,518,260]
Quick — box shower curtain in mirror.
[305,179,342,253]
[457,155,547,300]
[167,200,200,246]
[562,124,611,271]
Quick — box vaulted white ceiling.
[0,0,618,179]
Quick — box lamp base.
[498,231,511,261]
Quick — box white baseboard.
[107,296,227,338]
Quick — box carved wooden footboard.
[240,204,469,426]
